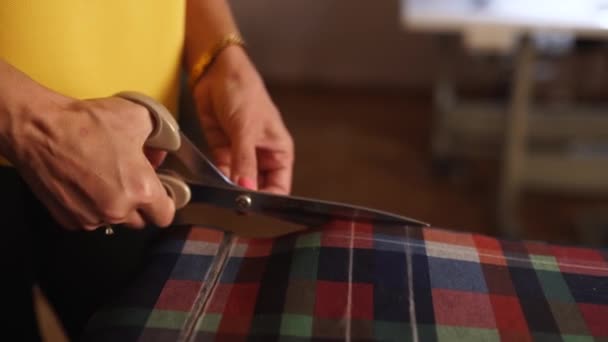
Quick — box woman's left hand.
[191,45,294,195]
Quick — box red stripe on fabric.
[498,331,533,342]
[322,220,352,233]
[243,239,274,257]
[424,228,475,247]
[217,315,254,338]
[489,294,529,333]
[315,281,349,319]
[206,284,232,313]
[321,220,373,249]
[154,280,203,311]
[473,235,507,266]
[578,303,608,337]
[187,227,224,242]
[432,289,497,328]
[222,283,261,316]
[352,222,373,249]
[214,283,261,337]
[351,283,374,320]
[524,241,552,256]
[551,246,608,277]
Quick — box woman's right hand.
[0,61,175,231]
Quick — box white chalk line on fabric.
[321,232,608,273]
[343,220,355,342]
[405,226,419,342]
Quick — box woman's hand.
[0,64,175,231]
[192,46,294,194]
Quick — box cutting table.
[82,221,608,341]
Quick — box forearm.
[0,60,68,162]
[184,0,242,73]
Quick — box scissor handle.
[115,91,191,209]
[115,91,181,151]
[157,172,191,210]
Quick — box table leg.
[498,36,536,237]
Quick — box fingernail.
[237,177,257,190]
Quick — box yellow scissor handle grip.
[115,91,191,209]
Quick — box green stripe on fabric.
[548,302,590,336]
[296,233,321,249]
[145,310,188,329]
[250,314,282,335]
[532,332,569,341]
[196,313,222,332]
[289,248,320,280]
[87,308,151,328]
[280,314,313,337]
[562,335,596,342]
[536,270,574,302]
[374,321,413,342]
[436,326,500,342]
[530,255,560,272]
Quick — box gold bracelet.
[188,33,246,90]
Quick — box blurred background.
[35,2,608,339]
[217,0,608,247]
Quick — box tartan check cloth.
[83,220,608,341]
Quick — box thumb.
[144,147,167,169]
[231,135,258,190]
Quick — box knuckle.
[157,201,175,228]
[285,135,295,154]
[100,202,130,223]
[77,216,98,231]
[133,105,151,122]
[122,101,151,124]
[157,212,174,228]
[128,177,157,204]
[65,99,94,113]
[125,219,146,230]
[82,223,100,232]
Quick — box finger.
[144,148,167,169]
[257,149,294,195]
[211,147,231,178]
[259,168,292,194]
[202,126,230,147]
[137,171,176,228]
[237,177,258,190]
[122,211,147,229]
[218,165,231,179]
[231,135,258,189]
[198,110,220,129]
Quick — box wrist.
[191,44,253,95]
[188,33,246,90]
[0,90,68,165]
[0,100,33,164]
[0,61,71,162]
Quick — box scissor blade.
[173,183,429,229]
[164,133,234,188]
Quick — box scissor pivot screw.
[236,194,252,211]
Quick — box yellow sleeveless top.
[0,1,185,165]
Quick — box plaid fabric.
[84,220,608,341]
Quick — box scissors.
[113,91,428,236]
